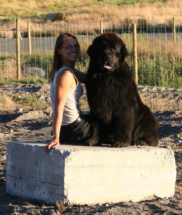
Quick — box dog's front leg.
[86,121,99,146]
[112,113,133,148]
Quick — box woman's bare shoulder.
[56,69,74,86]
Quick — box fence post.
[132,23,138,85]
[16,18,21,80]
[173,17,176,43]
[100,21,103,34]
[28,19,32,54]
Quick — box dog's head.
[87,32,127,72]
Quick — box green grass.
[0,93,49,110]
[0,78,49,84]
[118,0,167,5]
[0,52,53,82]
[13,94,50,109]
[0,24,181,88]
[0,45,182,88]
[0,96,6,103]
[138,54,182,88]
[22,52,53,77]
[22,94,49,109]
[94,0,167,6]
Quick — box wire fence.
[0,18,182,89]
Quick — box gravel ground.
[0,83,182,215]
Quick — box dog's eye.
[115,52,121,58]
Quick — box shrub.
[52,13,66,22]
[138,54,182,88]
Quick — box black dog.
[85,32,158,147]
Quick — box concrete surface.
[6,142,176,204]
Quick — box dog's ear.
[87,45,93,57]
[120,44,128,62]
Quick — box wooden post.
[173,17,176,43]
[74,23,76,35]
[28,19,32,54]
[16,18,21,80]
[132,23,138,85]
[100,21,103,34]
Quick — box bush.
[138,54,182,88]
[52,13,66,22]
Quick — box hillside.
[1,0,182,26]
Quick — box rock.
[167,145,172,149]
[45,96,51,102]
[175,134,181,138]
[6,143,176,204]
[9,129,14,134]
[0,133,4,139]
[38,95,45,100]
[44,13,66,22]
[15,108,23,112]
[44,107,52,115]
[22,67,45,78]
[13,111,46,121]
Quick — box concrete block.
[6,142,176,204]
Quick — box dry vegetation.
[1,0,182,26]
[1,0,182,38]
[0,93,50,110]
[0,95,17,110]
[0,0,182,90]
[64,0,182,26]
[0,91,181,112]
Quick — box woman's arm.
[74,68,86,83]
[44,70,74,153]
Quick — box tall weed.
[138,54,181,88]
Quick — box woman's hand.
[44,137,60,154]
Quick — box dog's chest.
[86,74,124,112]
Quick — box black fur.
[85,32,158,147]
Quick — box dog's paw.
[136,140,148,146]
[85,138,99,146]
[112,141,129,148]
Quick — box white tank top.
[50,66,83,125]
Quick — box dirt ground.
[0,84,182,215]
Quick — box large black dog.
[85,32,158,147]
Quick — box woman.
[44,33,90,153]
